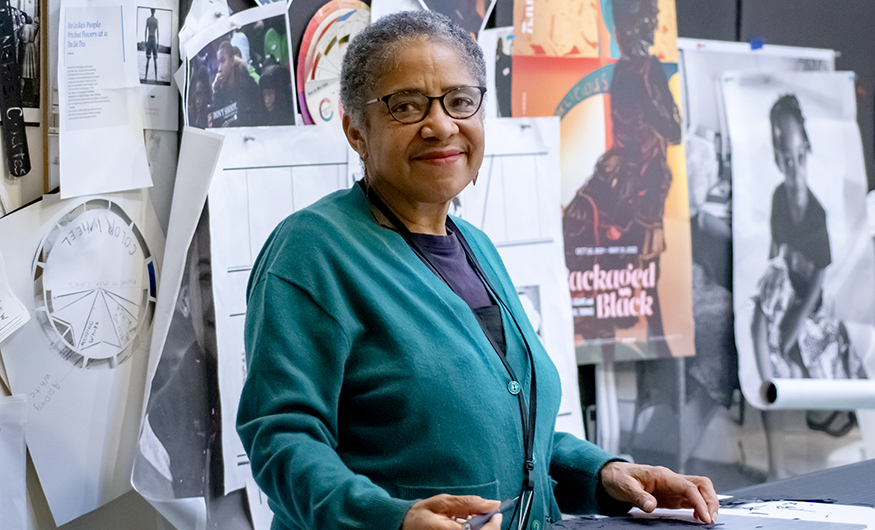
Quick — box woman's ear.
[343,114,367,161]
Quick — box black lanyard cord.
[360,181,538,527]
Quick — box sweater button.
[507,381,521,394]
[532,520,541,530]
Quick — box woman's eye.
[448,97,474,110]
[391,100,422,114]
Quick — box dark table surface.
[724,458,875,506]
[553,459,875,528]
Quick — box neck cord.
[359,180,538,529]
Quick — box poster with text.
[512,0,693,363]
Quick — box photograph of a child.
[751,94,865,388]
[137,6,172,85]
[725,71,875,414]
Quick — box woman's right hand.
[402,494,502,530]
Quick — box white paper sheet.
[58,0,153,199]
[0,190,164,525]
[0,394,27,530]
[457,117,585,438]
[0,250,31,345]
[725,71,875,410]
[207,125,350,493]
[622,507,867,529]
[136,0,180,131]
[478,27,514,120]
[133,128,223,524]
[721,500,875,528]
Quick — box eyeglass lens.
[387,86,483,123]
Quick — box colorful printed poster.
[514,0,692,363]
[725,71,875,411]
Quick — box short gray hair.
[340,10,486,127]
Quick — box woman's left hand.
[599,461,719,523]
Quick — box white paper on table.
[133,128,223,521]
[135,0,180,131]
[0,394,27,530]
[721,500,875,528]
[58,0,153,199]
[0,250,31,345]
[724,71,875,410]
[457,117,585,439]
[623,506,867,529]
[207,125,349,493]
[0,190,164,525]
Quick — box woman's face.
[347,39,485,208]
[217,48,231,82]
[773,115,808,206]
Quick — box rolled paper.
[761,379,875,410]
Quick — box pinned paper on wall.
[667,38,840,423]
[58,0,153,199]
[725,71,875,410]
[0,190,164,525]
[457,117,585,438]
[0,394,27,530]
[135,0,180,131]
[0,250,30,346]
[184,2,296,129]
[206,125,350,493]
[133,128,223,524]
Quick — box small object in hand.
[461,496,519,530]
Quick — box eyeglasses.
[365,86,487,124]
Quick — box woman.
[237,11,717,530]
[563,0,681,358]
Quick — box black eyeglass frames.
[364,86,487,124]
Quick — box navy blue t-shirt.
[408,228,506,353]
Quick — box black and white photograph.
[725,71,875,410]
[679,40,835,315]
[187,7,294,129]
[137,6,172,85]
[3,0,40,121]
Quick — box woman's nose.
[420,100,458,140]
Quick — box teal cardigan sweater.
[237,184,619,530]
